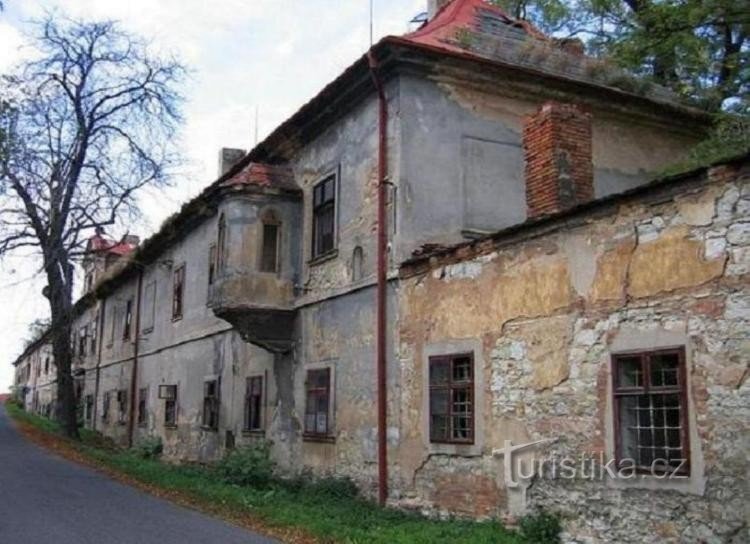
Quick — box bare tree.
[0,17,185,437]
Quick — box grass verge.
[4,401,549,544]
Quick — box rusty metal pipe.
[367,49,388,506]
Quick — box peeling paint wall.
[395,164,749,542]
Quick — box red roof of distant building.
[87,235,138,257]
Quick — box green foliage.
[217,441,276,488]
[132,436,164,459]
[518,510,562,543]
[491,0,749,113]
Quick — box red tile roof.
[87,235,137,257]
[222,162,299,192]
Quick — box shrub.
[217,440,275,488]
[304,475,359,500]
[519,510,561,544]
[132,436,163,459]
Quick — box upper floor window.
[172,265,185,321]
[429,353,474,444]
[90,315,98,353]
[612,348,690,474]
[312,175,336,258]
[217,214,227,272]
[260,211,280,273]
[304,368,331,437]
[208,244,217,286]
[79,326,88,357]
[142,281,156,332]
[123,299,133,340]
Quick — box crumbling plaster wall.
[396,74,700,261]
[395,165,749,543]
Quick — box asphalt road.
[0,404,276,544]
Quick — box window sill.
[308,249,338,267]
[171,316,183,323]
[164,424,178,430]
[242,429,266,437]
[201,426,219,432]
[302,433,335,444]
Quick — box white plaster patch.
[704,237,727,260]
[727,222,750,245]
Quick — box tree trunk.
[45,256,79,439]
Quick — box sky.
[0,0,427,393]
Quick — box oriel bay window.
[202,379,220,430]
[429,353,474,444]
[244,375,264,432]
[304,368,331,437]
[612,348,690,474]
[312,175,336,258]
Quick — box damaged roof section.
[222,162,300,193]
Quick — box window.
[429,354,474,444]
[85,271,94,292]
[208,244,217,286]
[78,326,88,357]
[137,387,148,427]
[109,305,119,346]
[85,394,94,424]
[304,368,331,436]
[159,385,177,427]
[90,316,98,354]
[244,376,264,431]
[117,389,128,425]
[260,211,280,273]
[312,175,336,258]
[351,246,363,281]
[172,265,185,320]
[102,391,111,423]
[202,380,219,430]
[612,349,689,474]
[142,281,156,332]
[44,357,50,374]
[123,298,133,340]
[217,214,227,272]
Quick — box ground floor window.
[428,353,474,444]
[612,348,690,474]
[102,391,111,423]
[116,390,128,425]
[304,368,331,436]
[202,379,219,430]
[244,375,264,431]
[85,394,94,424]
[159,385,177,427]
[137,387,148,427]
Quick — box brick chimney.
[522,102,593,218]
[219,147,246,176]
[427,0,452,20]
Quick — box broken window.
[312,175,336,258]
[159,385,177,427]
[123,298,133,340]
[260,213,280,273]
[612,349,690,474]
[304,368,331,436]
[172,265,185,321]
[429,353,474,444]
[244,375,264,432]
[137,387,148,427]
[102,391,111,423]
[78,326,88,357]
[202,379,220,430]
[117,390,128,425]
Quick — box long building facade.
[11,1,749,542]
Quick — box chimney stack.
[427,0,452,20]
[523,102,593,218]
[219,147,247,176]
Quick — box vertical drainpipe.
[127,269,144,448]
[368,49,389,506]
[92,297,107,432]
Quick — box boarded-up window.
[429,353,474,444]
[202,379,220,430]
[612,349,690,474]
[172,265,185,320]
[244,375,264,431]
[312,175,336,258]
[304,368,331,436]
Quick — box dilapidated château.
[12,1,749,542]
